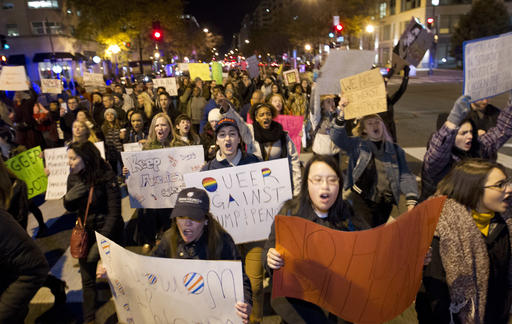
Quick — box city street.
[24,73,512,324]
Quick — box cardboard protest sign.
[83,72,105,91]
[340,69,387,119]
[283,69,300,86]
[246,55,260,79]
[393,17,434,68]
[463,32,512,101]
[153,77,178,96]
[211,62,223,84]
[272,196,445,323]
[316,50,375,95]
[184,159,292,244]
[6,146,47,199]
[188,63,211,81]
[122,146,204,208]
[41,78,62,94]
[178,63,189,72]
[44,147,69,200]
[95,141,105,159]
[0,66,29,91]
[247,115,304,155]
[123,142,143,152]
[95,232,244,324]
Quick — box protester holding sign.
[13,88,45,149]
[264,155,368,323]
[420,95,512,201]
[150,187,253,323]
[380,65,410,142]
[416,159,512,324]
[63,141,123,323]
[330,100,418,227]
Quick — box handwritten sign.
[211,62,223,84]
[44,147,69,200]
[340,69,387,119]
[123,142,143,152]
[184,159,292,244]
[41,78,62,94]
[188,63,211,81]
[0,66,29,91]
[83,72,105,90]
[283,69,300,86]
[153,77,178,96]
[121,146,204,208]
[273,196,445,323]
[94,141,106,159]
[247,115,304,155]
[6,146,47,199]
[394,17,434,67]
[95,232,244,324]
[316,50,375,95]
[464,32,512,101]
[246,55,260,79]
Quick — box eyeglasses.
[483,179,512,192]
[308,176,339,186]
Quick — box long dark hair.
[67,141,111,185]
[167,212,229,259]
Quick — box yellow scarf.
[471,210,495,236]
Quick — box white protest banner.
[83,72,105,90]
[246,55,260,79]
[184,159,292,244]
[153,77,178,96]
[0,66,29,91]
[95,232,244,324]
[44,147,69,200]
[123,142,143,152]
[340,69,387,119]
[394,17,434,68]
[283,69,300,86]
[463,32,512,101]
[95,141,106,159]
[41,78,62,94]
[316,50,375,95]
[121,146,204,208]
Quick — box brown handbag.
[70,186,94,259]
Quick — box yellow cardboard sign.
[188,63,212,81]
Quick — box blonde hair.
[352,114,393,142]
[72,120,99,143]
[138,92,154,119]
[146,113,175,145]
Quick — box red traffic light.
[335,24,343,32]
[153,31,162,40]
[426,17,434,24]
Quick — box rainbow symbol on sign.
[202,177,218,192]
[100,239,110,255]
[183,272,204,295]
[262,168,271,177]
[145,273,158,285]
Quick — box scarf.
[471,210,495,236]
[253,121,285,160]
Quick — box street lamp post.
[429,0,439,76]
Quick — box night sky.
[184,0,261,51]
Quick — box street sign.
[333,16,339,26]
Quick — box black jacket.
[0,208,48,323]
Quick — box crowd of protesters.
[0,62,512,324]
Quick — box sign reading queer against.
[340,69,387,119]
[95,232,244,324]
[464,32,512,101]
[153,77,178,96]
[122,146,204,208]
[44,147,68,200]
[6,146,47,199]
[184,159,292,244]
[272,196,445,324]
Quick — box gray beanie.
[104,108,117,119]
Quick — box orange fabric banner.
[272,196,446,323]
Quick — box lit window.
[6,24,19,36]
[28,1,59,9]
[2,3,14,9]
[66,9,72,14]
[31,21,63,35]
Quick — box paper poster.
[123,142,143,152]
[44,147,69,200]
[0,66,29,91]
[188,63,211,81]
[153,77,178,96]
[211,62,223,84]
[394,17,434,68]
[41,78,63,94]
[463,32,512,101]
[316,50,375,95]
[246,55,260,79]
[283,69,300,86]
[272,196,445,323]
[121,146,204,208]
[184,159,292,244]
[95,141,106,159]
[247,115,304,155]
[83,72,105,90]
[178,63,189,72]
[6,146,47,199]
[95,232,244,324]
[340,69,387,119]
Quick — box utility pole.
[138,33,144,74]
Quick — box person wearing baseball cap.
[151,187,253,323]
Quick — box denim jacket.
[330,121,418,205]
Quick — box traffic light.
[1,55,6,64]
[426,17,434,30]
[0,35,8,50]
[334,24,344,34]
[152,21,163,42]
